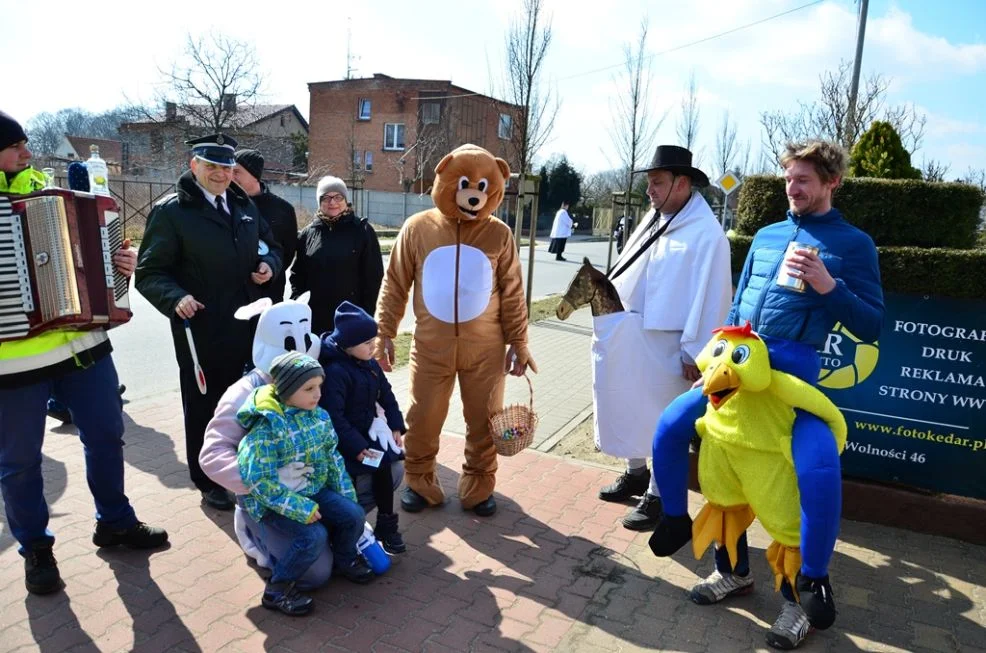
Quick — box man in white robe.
[594,145,732,530]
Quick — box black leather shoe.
[46,404,72,425]
[375,513,406,554]
[337,559,375,584]
[24,543,63,595]
[648,513,694,557]
[93,521,169,549]
[599,470,650,503]
[798,573,837,630]
[400,487,429,513]
[622,493,663,531]
[262,581,313,616]
[201,488,235,511]
[472,496,497,517]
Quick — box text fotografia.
[878,320,985,409]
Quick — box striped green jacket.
[236,385,357,523]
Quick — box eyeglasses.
[321,194,346,204]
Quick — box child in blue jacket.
[237,351,373,616]
[320,302,407,554]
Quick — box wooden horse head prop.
[556,257,624,320]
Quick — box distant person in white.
[548,201,574,261]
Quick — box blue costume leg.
[651,387,707,516]
[792,410,841,578]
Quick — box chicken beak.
[703,363,740,410]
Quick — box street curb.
[534,404,594,453]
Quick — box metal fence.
[54,174,176,241]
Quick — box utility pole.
[845,0,870,147]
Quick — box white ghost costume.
[199,293,403,587]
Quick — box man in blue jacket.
[648,140,884,650]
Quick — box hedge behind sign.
[735,176,984,249]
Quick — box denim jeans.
[0,355,137,553]
[259,486,364,584]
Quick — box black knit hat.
[270,352,324,401]
[330,301,378,349]
[0,111,28,151]
[234,149,265,182]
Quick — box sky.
[3,0,984,179]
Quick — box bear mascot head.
[432,144,511,221]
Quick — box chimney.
[165,102,177,121]
[222,94,237,113]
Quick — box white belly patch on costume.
[421,245,494,323]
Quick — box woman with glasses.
[291,176,384,334]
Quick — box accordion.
[0,189,132,342]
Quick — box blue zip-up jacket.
[728,208,884,347]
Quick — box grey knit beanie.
[316,175,349,202]
[270,352,324,401]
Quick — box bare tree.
[608,20,663,208]
[964,167,986,192]
[503,0,558,177]
[921,158,950,183]
[676,72,700,153]
[760,59,926,166]
[25,106,143,154]
[154,32,265,132]
[714,110,739,178]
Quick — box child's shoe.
[262,581,313,616]
[375,512,406,554]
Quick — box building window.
[498,113,512,140]
[384,123,406,151]
[353,149,362,171]
[421,102,441,125]
[365,151,373,172]
[358,98,371,121]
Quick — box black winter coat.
[250,182,297,302]
[136,171,281,371]
[290,212,383,335]
[319,335,406,478]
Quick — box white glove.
[277,461,313,492]
[367,414,403,455]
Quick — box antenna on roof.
[346,17,360,79]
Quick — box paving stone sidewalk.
[1,385,984,652]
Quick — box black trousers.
[370,462,395,514]
[548,237,567,256]
[178,359,247,492]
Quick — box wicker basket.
[489,374,538,457]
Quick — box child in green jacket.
[237,351,372,616]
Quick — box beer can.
[776,242,819,292]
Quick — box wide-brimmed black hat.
[633,145,709,188]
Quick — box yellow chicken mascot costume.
[375,144,537,517]
[655,322,846,647]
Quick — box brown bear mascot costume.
[375,144,537,517]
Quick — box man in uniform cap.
[233,148,298,302]
[136,133,282,511]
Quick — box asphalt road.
[110,238,617,402]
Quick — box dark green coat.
[136,170,281,371]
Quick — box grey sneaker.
[765,601,812,650]
[689,569,755,605]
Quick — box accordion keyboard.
[0,197,34,338]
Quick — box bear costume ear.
[435,152,455,174]
[495,157,511,181]
[234,297,273,320]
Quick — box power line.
[557,0,826,82]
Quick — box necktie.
[215,195,226,215]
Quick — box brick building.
[307,74,523,193]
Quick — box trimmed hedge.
[729,235,986,299]
[735,176,984,249]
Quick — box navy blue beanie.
[330,301,378,349]
[0,111,28,151]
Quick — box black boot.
[599,469,650,502]
[797,573,837,630]
[400,487,431,513]
[375,512,406,554]
[262,581,313,616]
[622,493,663,531]
[648,513,693,556]
[24,542,63,595]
